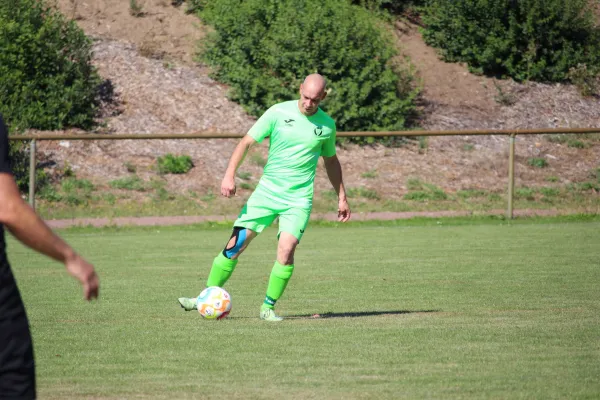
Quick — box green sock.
[263,261,294,309]
[206,253,238,287]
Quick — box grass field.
[6,217,600,399]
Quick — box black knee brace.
[223,226,247,259]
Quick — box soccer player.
[178,73,351,321]
[0,113,99,399]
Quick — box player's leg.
[0,266,36,399]
[205,226,257,288]
[0,318,35,399]
[207,199,278,287]
[178,227,259,311]
[260,207,309,321]
[178,200,277,311]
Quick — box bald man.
[178,74,351,321]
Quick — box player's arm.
[0,174,99,300]
[322,155,351,222]
[0,113,98,300]
[221,134,258,197]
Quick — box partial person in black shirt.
[0,114,99,399]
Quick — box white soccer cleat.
[178,297,197,311]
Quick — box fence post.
[29,139,36,210]
[507,134,516,219]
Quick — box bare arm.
[0,173,99,300]
[221,134,258,197]
[322,155,351,222]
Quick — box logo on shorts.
[300,229,305,233]
[313,126,323,136]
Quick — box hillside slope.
[32,1,600,211]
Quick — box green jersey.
[247,100,336,209]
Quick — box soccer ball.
[196,286,232,320]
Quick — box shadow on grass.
[286,309,440,319]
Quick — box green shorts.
[234,193,311,242]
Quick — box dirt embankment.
[31,1,600,208]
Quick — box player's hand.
[338,198,351,222]
[221,176,236,197]
[65,254,99,301]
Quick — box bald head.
[299,74,327,116]
[303,74,327,92]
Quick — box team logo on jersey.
[284,119,295,126]
[314,125,323,136]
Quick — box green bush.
[567,63,599,97]
[129,0,144,17]
[109,175,148,191]
[184,0,206,13]
[38,184,62,202]
[249,153,267,167]
[421,0,600,82]
[0,0,101,132]
[171,0,206,14]
[198,0,420,145]
[351,0,425,14]
[347,187,380,200]
[516,187,536,199]
[236,171,252,180]
[156,154,194,174]
[457,189,487,199]
[361,169,378,178]
[124,162,137,173]
[545,134,569,144]
[539,187,560,197]
[406,177,424,190]
[8,140,50,195]
[1,0,101,194]
[572,181,599,191]
[528,157,548,168]
[8,140,31,192]
[567,139,588,149]
[62,177,94,193]
[49,177,96,206]
[403,179,447,201]
[403,190,447,201]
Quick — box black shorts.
[0,262,36,400]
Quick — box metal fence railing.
[9,127,600,219]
